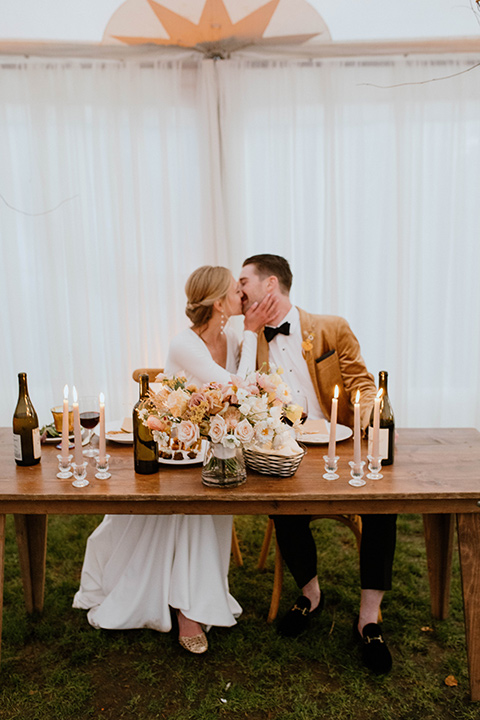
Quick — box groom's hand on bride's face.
[243,293,279,333]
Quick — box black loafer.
[353,617,392,674]
[277,592,325,638]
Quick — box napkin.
[121,417,133,433]
[299,419,328,436]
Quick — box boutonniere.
[302,330,315,355]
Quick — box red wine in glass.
[79,412,100,430]
[80,404,100,457]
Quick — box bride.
[73,266,276,654]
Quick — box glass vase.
[202,441,246,488]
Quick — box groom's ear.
[266,275,279,293]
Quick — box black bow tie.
[264,322,291,343]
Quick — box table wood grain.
[1,427,480,698]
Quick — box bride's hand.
[244,293,279,333]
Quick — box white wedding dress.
[73,326,257,632]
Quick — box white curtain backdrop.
[0,56,220,423]
[1,53,480,429]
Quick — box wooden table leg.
[423,514,454,620]
[0,514,5,665]
[14,515,48,614]
[457,513,480,702]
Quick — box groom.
[239,254,397,674]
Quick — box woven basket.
[243,445,306,478]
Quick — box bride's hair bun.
[185,266,232,327]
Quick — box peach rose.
[177,420,200,447]
[209,414,227,443]
[147,416,168,432]
[206,389,225,414]
[234,419,254,444]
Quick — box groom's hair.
[242,254,292,294]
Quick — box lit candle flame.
[64,384,69,399]
[72,386,78,404]
[376,388,383,399]
[99,392,105,405]
[334,385,339,399]
[355,389,360,404]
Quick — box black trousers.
[272,514,397,591]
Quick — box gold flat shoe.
[179,632,208,654]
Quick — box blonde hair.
[185,266,232,328]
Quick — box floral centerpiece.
[139,368,305,486]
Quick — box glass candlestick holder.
[367,454,383,480]
[323,455,339,480]
[72,460,89,488]
[348,459,366,487]
[56,453,73,479]
[95,454,111,480]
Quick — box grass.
[1,513,478,720]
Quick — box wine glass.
[297,394,308,425]
[79,396,100,458]
[283,394,308,428]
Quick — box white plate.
[297,423,352,445]
[158,449,205,466]
[95,421,133,444]
[43,432,73,445]
[43,428,88,445]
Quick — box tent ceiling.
[1,0,480,58]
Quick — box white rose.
[177,420,199,448]
[209,414,227,443]
[234,419,255,445]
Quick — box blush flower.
[188,392,208,408]
[234,419,255,444]
[177,420,200,447]
[209,414,227,443]
[147,416,169,432]
[256,373,278,393]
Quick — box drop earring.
[220,312,226,335]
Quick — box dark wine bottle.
[368,370,395,465]
[13,372,41,466]
[133,374,159,474]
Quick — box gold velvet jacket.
[256,307,376,430]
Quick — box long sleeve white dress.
[73,326,257,633]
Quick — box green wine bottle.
[13,372,41,466]
[133,374,159,474]
[368,370,395,465]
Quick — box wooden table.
[1,427,480,698]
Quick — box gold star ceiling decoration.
[105,0,328,57]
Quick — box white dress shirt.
[266,306,325,420]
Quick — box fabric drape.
[1,54,479,429]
